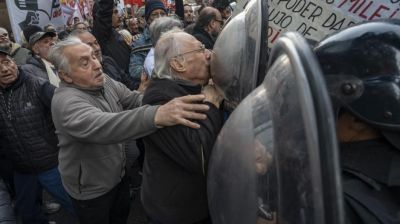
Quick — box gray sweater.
[51,75,159,200]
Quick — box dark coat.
[341,139,400,224]
[102,55,136,90]
[192,26,215,50]
[0,69,57,174]
[20,56,48,80]
[141,78,223,224]
[93,0,131,74]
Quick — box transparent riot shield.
[211,0,268,111]
[208,32,344,224]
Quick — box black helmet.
[314,19,400,131]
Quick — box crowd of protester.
[0,0,231,223]
[3,0,398,223]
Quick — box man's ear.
[170,58,186,73]
[31,44,39,55]
[58,70,73,84]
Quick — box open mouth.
[95,72,103,79]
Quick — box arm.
[129,47,148,89]
[92,0,113,43]
[107,76,143,109]
[37,80,55,109]
[52,94,159,144]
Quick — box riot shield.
[208,32,344,224]
[211,0,268,111]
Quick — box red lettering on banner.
[337,0,399,20]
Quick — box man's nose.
[93,58,102,70]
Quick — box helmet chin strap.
[336,111,382,143]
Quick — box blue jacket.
[129,28,152,90]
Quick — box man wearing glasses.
[141,29,223,224]
[192,7,224,50]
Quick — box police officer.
[314,19,400,224]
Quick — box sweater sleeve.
[92,0,113,43]
[52,92,159,144]
[108,76,143,109]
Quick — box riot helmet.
[314,19,400,132]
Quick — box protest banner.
[6,0,65,44]
[267,0,400,45]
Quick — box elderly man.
[69,29,136,90]
[21,27,59,87]
[129,0,167,89]
[0,27,31,65]
[192,7,223,49]
[141,29,223,224]
[48,37,211,224]
[0,49,75,224]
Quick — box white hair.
[48,37,83,73]
[153,28,188,80]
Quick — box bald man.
[192,7,223,49]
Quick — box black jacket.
[341,139,400,224]
[141,79,223,224]
[192,26,215,50]
[102,55,136,90]
[93,0,131,74]
[21,56,48,80]
[0,69,57,174]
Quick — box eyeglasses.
[150,11,166,18]
[215,19,224,26]
[172,44,206,59]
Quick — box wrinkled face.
[32,36,56,60]
[0,54,17,88]
[147,9,166,25]
[0,28,10,47]
[173,34,212,85]
[76,32,102,62]
[63,44,104,89]
[184,6,194,23]
[129,18,139,34]
[112,8,122,28]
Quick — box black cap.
[29,31,56,46]
[22,25,42,45]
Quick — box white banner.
[268,0,400,46]
[6,0,65,44]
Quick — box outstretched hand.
[154,94,210,129]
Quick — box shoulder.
[143,79,186,105]
[52,86,90,111]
